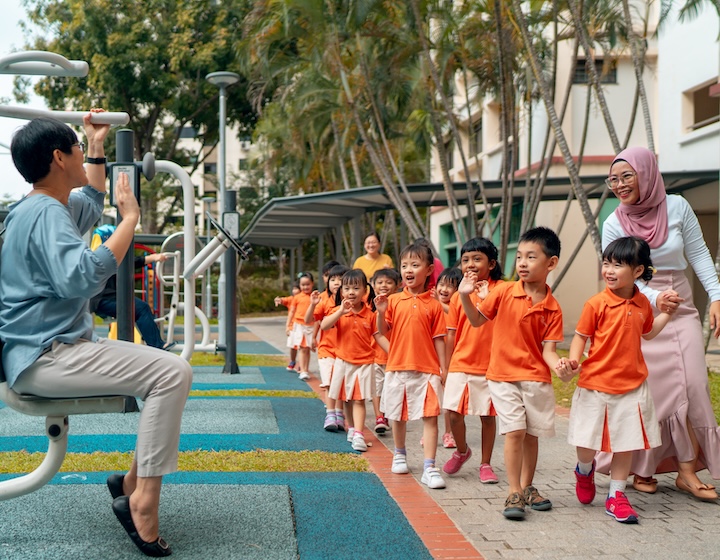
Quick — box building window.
[573,59,617,84]
[204,162,217,175]
[690,82,720,131]
[473,119,483,155]
[238,158,248,170]
[178,126,198,139]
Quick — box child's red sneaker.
[605,492,639,524]
[574,460,596,504]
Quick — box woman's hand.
[710,300,720,338]
[656,289,683,314]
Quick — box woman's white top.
[602,194,720,307]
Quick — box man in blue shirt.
[0,114,191,557]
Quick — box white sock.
[608,479,626,498]
[577,460,594,475]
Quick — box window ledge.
[678,121,720,146]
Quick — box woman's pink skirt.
[596,270,720,479]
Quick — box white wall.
[657,4,720,171]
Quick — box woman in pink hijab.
[599,147,720,500]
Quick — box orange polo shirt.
[447,279,503,375]
[313,292,338,359]
[372,311,388,365]
[383,287,446,375]
[277,295,293,308]
[291,292,312,325]
[331,304,376,364]
[480,281,563,383]
[575,286,653,394]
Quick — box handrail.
[0,105,129,126]
[0,51,88,77]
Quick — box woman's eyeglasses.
[605,172,636,191]
[73,141,86,153]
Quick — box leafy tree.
[19,0,256,233]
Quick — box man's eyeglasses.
[605,172,636,191]
[73,141,86,153]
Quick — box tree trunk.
[511,0,603,258]
[621,0,654,152]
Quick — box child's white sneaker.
[346,427,355,442]
[421,466,446,489]
[391,453,409,474]
[351,432,368,452]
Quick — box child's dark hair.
[602,237,654,282]
[325,264,350,296]
[335,268,376,311]
[291,280,300,290]
[371,267,401,287]
[460,237,503,280]
[437,267,463,289]
[321,260,341,275]
[399,241,434,265]
[297,271,314,282]
[519,226,561,258]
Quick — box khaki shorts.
[443,372,495,416]
[382,371,443,422]
[318,356,335,388]
[487,380,555,437]
[328,360,374,401]
[567,381,661,453]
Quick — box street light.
[206,70,239,352]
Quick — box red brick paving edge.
[305,375,485,560]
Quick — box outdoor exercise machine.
[0,51,132,500]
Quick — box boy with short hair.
[459,226,565,520]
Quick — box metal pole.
[217,83,227,348]
[115,129,135,342]
[317,234,324,290]
[202,197,215,316]
[223,190,238,374]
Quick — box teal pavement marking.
[0,484,298,560]
[0,399,279,437]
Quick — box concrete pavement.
[243,315,720,560]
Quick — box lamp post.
[206,71,239,349]
[201,195,216,317]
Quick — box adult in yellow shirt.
[353,232,394,280]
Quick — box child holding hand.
[459,227,565,520]
[557,237,672,524]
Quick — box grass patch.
[189,353,286,367]
[0,450,369,474]
[189,389,317,399]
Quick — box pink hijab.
[612,147,668,249]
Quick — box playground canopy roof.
[238,170,719,248]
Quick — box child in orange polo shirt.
[275,281,301,372]
[442,238,502,483]
[322,269,379,452]
[434,267,463,450]
[557,237,672,524]
[459,226,565,519]
[285,272,314,380]
[370,267,401,435]
[306,264,349,432]
[376,241,447,489]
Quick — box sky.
[0,1,50,200]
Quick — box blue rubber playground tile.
[0,397,350,454]
[0,472,431,560]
